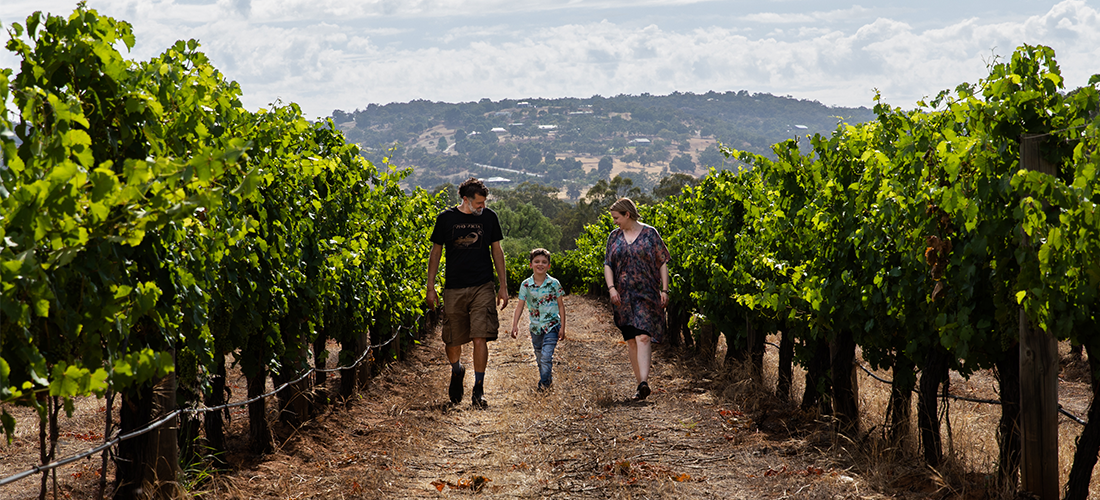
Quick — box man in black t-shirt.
[427,178,508,407]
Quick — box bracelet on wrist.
[608,285,616,289]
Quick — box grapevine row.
[0,6,437,496]
[564,44,1100,498]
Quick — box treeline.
[551,45,1100,499]
[431,172,697,260]
[0,7,434,498]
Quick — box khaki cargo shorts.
[441,281,500,347]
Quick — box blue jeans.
[531,325,560,388]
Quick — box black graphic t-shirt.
[429,206,504,289]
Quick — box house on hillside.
[517,102,533,108]
[631,138,651,145]
[570,105,594,115]
[491,127,507,133]
[538,125,557,130]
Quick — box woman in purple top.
[603,198,670,401]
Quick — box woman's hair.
[458,177,489,199]
[609,197,640,220]
[529,248,551,263]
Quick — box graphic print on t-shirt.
[451,223,483,249]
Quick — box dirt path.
[7,295,1099,499]
[199,295,871,499]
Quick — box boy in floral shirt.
[510,248,566,390]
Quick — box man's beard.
[472,208,484,216]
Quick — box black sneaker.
[449,365,465,404]
[471,382,487,408]
[633,381,651,401]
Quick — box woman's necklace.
[624,222,641,244]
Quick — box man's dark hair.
[458,177,489,199]
[529,248,551,264]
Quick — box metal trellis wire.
[0,315,422,488]
[762,340,1088,426]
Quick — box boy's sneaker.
[471,382,487,408]
[449,365,465,404]
[633,381,651,401]
[537,382,552,392]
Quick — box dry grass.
[700,330,1100,500]
[3,297,1098,499]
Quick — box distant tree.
[585,175,650,209]
[698,144,725,168]
[561,157,583,173]
[443,155,468,175]
[566,183,582,200]
[493,182,570,220]
[554,199,602,251]
[444,108,464,127]
[517,144,542,168]
[432,182,459,206]
[633,107,655,121]
[495,201,563,255]
[616,171,659,196]
[653,173,698,199]
[669,153,695,173]
[479,130,499,144]
[597,156,613,178]
[437,137,448,152]
[408,146,427,161]
[468,144,492,164]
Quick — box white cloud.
[295,2,1098,115]
[2,0,1098,118]
[741,6,873,25]
[440,25,517,44]
[215,0,722,21]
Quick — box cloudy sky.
[1,1,1098,118]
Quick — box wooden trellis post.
[1018,134,1059,499]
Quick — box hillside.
[331,92,875,195]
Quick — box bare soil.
[2,295,1096,499]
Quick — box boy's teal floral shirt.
[518,275,564,336]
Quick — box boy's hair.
[529,248,551,264]
[458,177,489,199]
